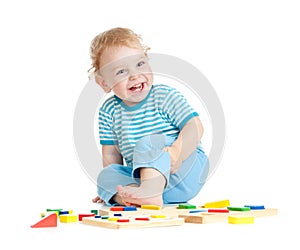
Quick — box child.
[90,27,209,207]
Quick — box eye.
[137,60,146,67]
[116,68,127,76]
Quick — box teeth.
[130,83,143,91]
[132,83,141,88]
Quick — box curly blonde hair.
[88,27,150,74]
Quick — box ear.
[95,75,111,93]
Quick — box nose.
[128,64,141,81]
[129,73,138,81]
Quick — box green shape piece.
[177,204,197,209]
[227,206,251,211]
[101,216,109,219]
[46,209,63,213]
[91,209,98,215]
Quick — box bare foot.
[116,185,163,207]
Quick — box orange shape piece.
[135,217,150,221]
[117,219,130,222]
[110,207,124,211]
[31,213,57,228]
[208,209,229,213]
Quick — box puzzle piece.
[228,215,254,224]
[78,213,95,221]
[227,206,251,212]
[60,214,78,223]
[31,213,57,228]
[203,199,230,208]
[141,205,161,210]
[244,205,265,210]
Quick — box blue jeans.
[97,134,209,205]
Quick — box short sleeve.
[162,87,199,130]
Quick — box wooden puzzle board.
[97,205,278,224]
[82,216,184,229]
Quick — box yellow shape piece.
[60,214,78,223]
[108,217,119,221]
[150,215,167,218]
[204,199,230,208]
[141,205,161,210]
[228,215,254,224]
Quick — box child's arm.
[165,116,203,174]
[102,145,123,167]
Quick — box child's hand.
[92,196,104,203]
[165,146,182,174]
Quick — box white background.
[1,0,299,249]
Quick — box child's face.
[97,46,153,106]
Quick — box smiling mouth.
[129,82,145,92]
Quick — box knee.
[97,166,111,184]
[97,164,121,184]
[135,134,165,152]
[133,134,166,164]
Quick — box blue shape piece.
[244,205,265,210]
[95,215,101,218]
[114,213,122,216]
[59,210,69,215]
[189,209,208,213]
[123,206,137,211]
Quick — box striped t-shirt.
[98,84,199,166]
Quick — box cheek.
[145,73,153,82]
[112,81,127,94]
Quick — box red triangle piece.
[31,213,57,228]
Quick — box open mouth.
[129,82,145,92]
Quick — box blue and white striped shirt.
[98,84,199,166]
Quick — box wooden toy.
[177,204,197,209]
[97,204,278,225]
[150,214,167,218]
[228,215,255,224]
[78,213,95,221]
[33,201,278,229]
[60,214,78,223]
[59,210,73,215]
[82,215,184,229]
[91,210,98,215]
[207,208,229,213]
[179,212,228,224]
[244,205,265,210]
[141,204,161,210]
[108,217,119,221]
[227,206,251,211]
[110,207,125,211]
[203,199,230,208]
[46,209,63,216]
[123,206,137,211]
[31,213,57,228]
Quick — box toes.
[92,196,100,203]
